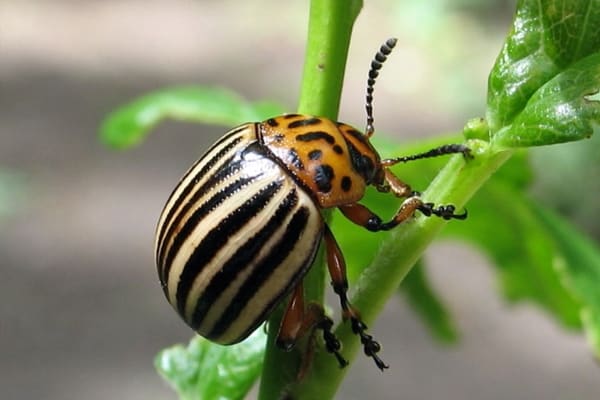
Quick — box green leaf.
[494,52,600,147]
[100,86,285,149]
[155,329,266,400]
[487,0,600,140]
[530,204,600,358]
[400,260,459,343]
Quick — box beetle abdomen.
[155,124,323,344]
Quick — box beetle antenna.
[383,144,472,166]
[365,38,397,138]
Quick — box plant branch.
[258,1,362,399]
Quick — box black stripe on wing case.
[189,188,299,330]
[156,134,244,263]
[158,152,242,266]
[159,174,254,288]
[209,206,311,340]
[175,180,284,316]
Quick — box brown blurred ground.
[1,1,598,399]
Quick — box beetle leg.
[339,193,466,232]
[324,224,388,371]
[276,283,306,351]
[276,283,348,372]
[376,168,413,198]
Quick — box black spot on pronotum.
[288,148,304,170]
[333,145,343,154]
[341,176,352,192]
[288,117,322,129]
[344,128,370,145]
[266,118,279,127]
[314,164,334,193]
[296,131,336,144]
[308,149,322,160]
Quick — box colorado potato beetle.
[155,38,470,371]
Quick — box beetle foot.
[350,319,389,371]
[318,317,349,368]
[418,202,467,220]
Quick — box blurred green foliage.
[0,169,27,221]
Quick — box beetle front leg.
[339,194,466,232]
[276,282,348,374]
[323,224,388,371]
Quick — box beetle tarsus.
[418,202,467,220]
[350,318,389,371]
[318,317,349,368]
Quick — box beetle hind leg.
[309,303,349,369]
[324,225,389,371]
[276,283,348,377]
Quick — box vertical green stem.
[258,1,362,399]
[297,0,363,118]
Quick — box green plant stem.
[297,0,363,118]
[258,1,362,399]
[294,142,514,399]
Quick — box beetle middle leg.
[323,225,388,371]
[276,282,348,376]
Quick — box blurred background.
[1,1,599,399]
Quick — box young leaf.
[494,53,600,147]
[487,0,600,143]
[155,329,266,400]
[100,86,285,149]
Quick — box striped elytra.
[155,124,323,344]
[155,38,470,371]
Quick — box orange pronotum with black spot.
[260,114,382,208]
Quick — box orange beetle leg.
[276,283,348,376]
[341,170,466,231]
[378,168,413,198]
[338,200,421,232]
[276,283,306,351]
[323,225,388,371]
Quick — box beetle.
[155,38,470,371]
